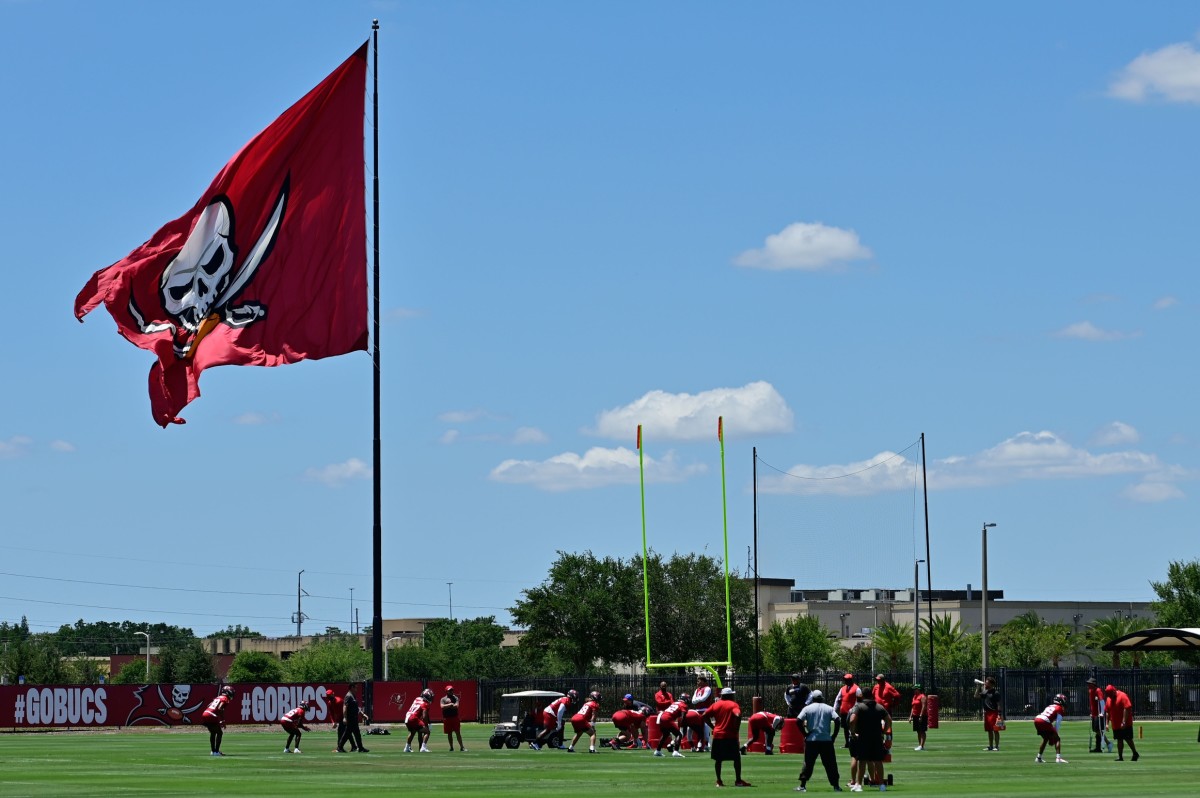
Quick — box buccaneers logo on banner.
[75,43,369,426]
[125,683,211,726]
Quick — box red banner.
[368,681,477,723]
[0,682,353,728]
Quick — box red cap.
[1105,684,1116,695]
[843,673,854,681]
[326,689,335,697]
[445,685,455,692]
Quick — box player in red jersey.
[568,691,602,753]
[740,709,783,755]
[910,683,928,751]
[703,687,751,788]
[280,699,317,753]
[1085,678,1110,753]
[201,685,234,756]
[1033,694,1068,764]
[533,690,576,750]
[654,681,674,711]
[690,674,714,752]
[404,688,434,753]
[835,674,861,748]
[325,689,348,752]
[872,675,901,714]
[655,693,689,758]
[610,694,652,749]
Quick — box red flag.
[75,43,369,426]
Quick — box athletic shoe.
[850,786,863,793]
[765,745,773,755]
[357,748,369,753]
[716,781,725,788]
[529,742,540,750]
[588,748,596,753]
[284,748,291,754]
[461,748,468,752]
[739,745,748,755]
[419,746,430,753]
[567,747,575,753]
[1035,755,1044,763]
[1055,756,1068,764]
[333,749,344,753]
[795,788,807,793]
[1107,741,1114,752]
[1131,753,1139,761]
[914,746,923,751]
[294,748,301,754]
[672,749,686,758]
[654,750,664,757]
[404,744,412,753]
[734,780,753,787]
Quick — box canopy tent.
[1101,627,1200,651]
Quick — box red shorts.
[543,712,559,729]
[281,721,301,732]
[443,716,461,734]
[658,717,680,734]
[571,719,594,734]
[984,711,1000,731]
[612,710,644,730]
[406,718,428,733]
[1034,719,1059,744]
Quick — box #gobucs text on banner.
[75,43,369,426]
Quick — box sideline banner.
[368,681,478,723]
[0,682,353,728]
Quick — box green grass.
[0,720,1196,796]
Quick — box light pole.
[447,582,454,620]
[136,631,151,681]
[296,569,306,637]
[350,587,355,634]
[914,559,925,685]
[866,605,879,674]
[382,636,404,681]
[981,522,997,677]
[839,613,850,639]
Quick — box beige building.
[754,577,1151,645]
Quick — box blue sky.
[1,1,1197,639]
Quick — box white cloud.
[588,381,794,442]
[233,411,278,425]
[1122,479,1185,503]
[511,426,549,444]
[1153,296,1178,310]
[490,447,705,492]
[303,458,371,486]
[1092,421,1140,447]
[438,409,496,424]
[49,440,75,453]
[733,222,872,271]
[0,436,32,458]
[1054,321,1137,341]
[1109,41,1200,103]
[760,430,1182,501]
[387,306,425,321]
[440,429,461,445]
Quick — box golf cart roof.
[501,690,565,699]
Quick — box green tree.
[205,625,263,639]
[871,622,914,672]
[1084,616,1154,668]
[0,636,67,684]
[922,614,980,672]
[511,550,644,674]
[175,641,217,683]
[227,650,285,683]
[283,636,370,682]
[67,654,106,684]
[1151,559,1200,665]
[761,615,837,672]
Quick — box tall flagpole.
[369,19,384,707]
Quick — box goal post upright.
[638,418,734,689]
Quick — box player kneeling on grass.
[1033,694,1069,764]
[741,710,784,755]
[702,686,751,788]
[611,695,652,749]
[281,699,317,753]
[405,688,434,753]
[568,691,602,753]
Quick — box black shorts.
[911,715,928,733]
[710,738,741,761]
[856,736,886,762]
[1114,727,1134,741]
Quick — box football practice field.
[2,720,1197,796]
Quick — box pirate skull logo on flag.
[128,180,288,359]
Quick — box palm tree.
[1084,616,1153,667]
[872,622,914,672]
